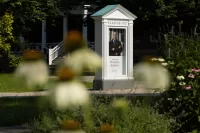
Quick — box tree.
[0,12,14,53]
[155,0,200,33]
[0,0,62,37]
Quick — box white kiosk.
[91,4,137,90]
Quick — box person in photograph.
[109,31,123,56]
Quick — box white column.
[42,19,46,53]
[83,6,88,40]
[63,16,68,40]
[119,31,121,41]
[102,20,108,79]
[20,35,24,44]
[168,48,171,57]
[128,20,134,78]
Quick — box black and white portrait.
[109,29,125,56]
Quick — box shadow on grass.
[0,96,49,127]
[0,95,161,127]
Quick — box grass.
[0,74,93,92]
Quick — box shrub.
[9,54,23,67]
[0,12,14,53]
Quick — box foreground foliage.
[26,96,172,133]
[0,97,40,126]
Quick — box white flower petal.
[64,49,102,74]
[134,62,171,91]
[51,81,89,110]
[15,60,49,89]
[176,75,184,80]
[149,64,171,91]
[133,62,153,82]
[158,58,165,62]
[168,98,172,101]
[151,58,157,61]
[161,62,168,66]
[179,82,186,86]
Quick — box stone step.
[51,56,64,66]
[48,66,95,76]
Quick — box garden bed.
[0,95,161,127]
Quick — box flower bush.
[154,34,200,132]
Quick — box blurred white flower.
[176,75,185,80]
[179,82,186,86]
[133,62,152,81]
[64,49,102,74]
[50,81,89,110]
[151,57,157,61]
[150,64,171,91]
[133,62,171,91]
[171,82,176,85]
[158,58,165,62]
[161,62,168,66]
[167,98,172,101]
[15,60,49,89]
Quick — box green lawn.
[0,74,93,92]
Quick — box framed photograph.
[108,28,127,76]
[109,29,125,56]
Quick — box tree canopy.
[0,0,200,37]
[0,0,60,36]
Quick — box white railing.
[47,41,95,65]
[46,42,60,49]
[21,42,42,51]
[88,42,95,50]
[48,41,63,65]
[19,42,60,52]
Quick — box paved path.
[0,86,160,98]
[0,90,160,98]
[0,126,31,133]
[50,76,94,82]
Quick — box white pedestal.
[91,4,137,90]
